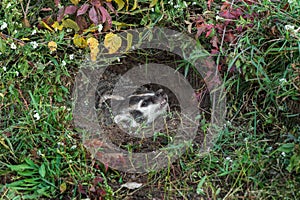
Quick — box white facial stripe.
[128,93,155,98]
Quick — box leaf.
[48,41,57,51]
[54,0,60,7]
[104,33,122,54]
[73,34,87,48]
[60,182,67,193]
[52,21,63,31]
[278,143,295,153]
[126,32,133,52]
[57,8,65,22]
[64,5,78,15]
[77,3,90,16]
[113,21,137,30]
[150,0,158,7]
[99,6,112,26]
[87,37,99,61]
[131,0,138,11]
[39,163,46,178]
[121,182,142,189]
[62,19,80,31]
[105,2,116,13]
[89,6,99,25]
[70,0,80,5]
[114,0,125,10]
[39,20,54,32]
[76,16,88,30]
[0,39,7,53]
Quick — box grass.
[1,0,300,199]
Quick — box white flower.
[98,24,103,33]
[34,111,40,120]
[174,4,180,9]
[192,2,197,5]
[151,8,155,12]
[281,152,286,157]
[31,29,37,35]
[3,66,6,71]
[6,3,11,8]
[285,25,295,31]
[62,60,66,66]
[15,71,19,76]
[30,41,38,49]
[57,142,64,147]
[0,22,7,30]
[13,30,17,34]
[10,43,17,49]
[69,54,74,60]
[279,78,287,85]
[71,145,77,150]
[66,28,72,33]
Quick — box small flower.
[6,3,11,8]
[151,8,154,12]
[31,29,37,35]
[285,25,295,31]
[66,28,72,33]
[69,54,74,60]
[279,78,287,85]
[192,2,197,5]
[13,30,17,34]
[15,71,19,76]
[61,60,66,66]
[33,111,40,120]
[10,43,17,49]
[98,24,103,33]
[281,152,286,157]
[71,145,77,150]
[0,22,7,30]
[30,41,38,49]
[57,142,65,147]
[174,4,180,9]
[225,156,232,162]
[3,66,6,71]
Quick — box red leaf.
[57,7,64,22]
[196,24,206,37]
[77,3,90,16]
[76,16,88,30]
[89,6,99,25]
[207,0,214,9]
[99,6,112,27]
[54,0,60,7]
[210,36,219,49]
[78,184,87,195]
[105,2,116,14]
[224,32,235,43]
[40,7,52,11]
[64,5,78,15]
[90,0,101,8]
[205,28,213,38]
[219,10,236,19]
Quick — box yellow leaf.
[114,0,125,10]
[21,38,30,41]
[104,33,122,54]
[48,41,57,52]
[52,21,63,31]
[131,0,138,11]
[150,0,158,7]
[126,0,129,11]
[87,37,99,49]
[62,19,80,32]
[60,182,67,193]
[70,0,80,5]
[90,47,99,61]
[125,32,132,52]
[73,34,87,48]
[39,21,54,32]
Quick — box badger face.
[113,89,169,129]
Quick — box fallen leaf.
[89,6,99,25]
[73,34,87,48]
[48,41,57,51]
[62,19,80,31]
[121,182,142,190]
[52,21,63,31]
[64,5,78,15]
[104,33,122,54]
[114,0,125,10]
[60,182,67,193]
[77,3,90,16]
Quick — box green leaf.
[39,164,46,178]
[114,0,125,10]
[0,38,7,53]
[62,19,80,32]
[8,164,35,172]
[278,143,295,153]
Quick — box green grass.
[1,0,300,199]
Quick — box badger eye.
[141,100,149,107]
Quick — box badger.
[97,86,169,130]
